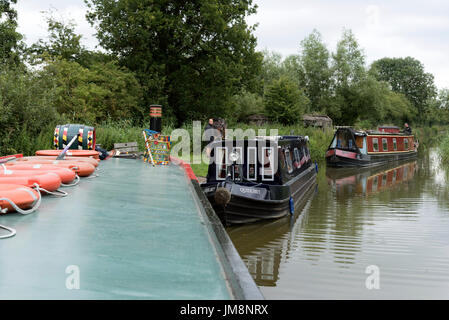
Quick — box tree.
[0,0,23,65]
[85,0,262,124]
[328,76,415,126]
[264,76,309,125]
[30,15,83,63]
[28,14,112,68]
[230,90,264,122]
[332,29,366,88]
[369,57,437,117]
[0,67,58,155]
[298,29,332,113]
[38,58,144,124]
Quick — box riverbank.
[438,131,449,164]
[2,121,440,178]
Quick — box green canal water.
[227,148,449,299]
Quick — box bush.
[230,90,265,122]
[38,58,144,124]
[0,67,59,155]
[264,76,310,124]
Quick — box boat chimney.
[149,105,162,132]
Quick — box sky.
[14,0,449,89]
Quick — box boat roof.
[212,135,309,143]
[0,159,258,299]
[335,127,410,136]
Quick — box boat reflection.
[326,160,418,197]
[226,183,316,287]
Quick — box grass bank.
[3,120,441,178]
[438,131,449,165]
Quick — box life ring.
[6,161,95,177]
[18,156,100,167]
[0,184,41,214]
[0,166,76,184]
[0,172,61,192]
[36,150,100,160]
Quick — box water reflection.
[326,161,418,197]
[227,185,316,287]
[228,150,449,299]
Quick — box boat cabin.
[206,136,313,186]
[327,126,416,156]
[326,126,418,167]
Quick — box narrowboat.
[325,126,418,167]
[201,136,317,225]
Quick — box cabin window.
[247,147,257,181]
[302,146,308,162]
[372,138,379,152]
[285,149,293,174]
[229,147,243,164]
[230,147,243,180]
[261,147,274,181]
[404,138,409,150]
[404,166,408,179]
[215,147,227,180]
[355,136,364,149]
[336,130,356,150]
[382,173,387,187]
[294,148,301,168]
[382,138,388,152]
[393,138,397,151]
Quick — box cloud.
[249,0,449,89]
[15,1,98,50]
[13,0,449,89]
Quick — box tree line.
[1,0,449,155]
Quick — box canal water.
[227,149,449,299]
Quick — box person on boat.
[204,118,219,157]
[205,118,214,133]
[404,123,412,135]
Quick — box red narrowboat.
[325,126,418,167]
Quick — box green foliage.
[264,77,310,124]
[369,57,437,118]
[0,67,59,155]
[38,58,144,124]
[29,14,83,63]
[0,0,23,66]
[330,76,415,126]
[28,14,113,68]
[230,90,264,121]
[85,0,262,124]
[438,132,449,165]
[332,29,366,88]
[298,29,332,112]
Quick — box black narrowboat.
[325,126,418,167]
[201,136,317,225]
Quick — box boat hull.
[202,165,317,225]
[325,148,418,168]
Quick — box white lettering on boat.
[239,187,260,195]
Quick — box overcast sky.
[15,0,449,89]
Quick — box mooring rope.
[0,224,16,239]
[35,186,68,197]
[0,183,42,215]
[61,174,80,187]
